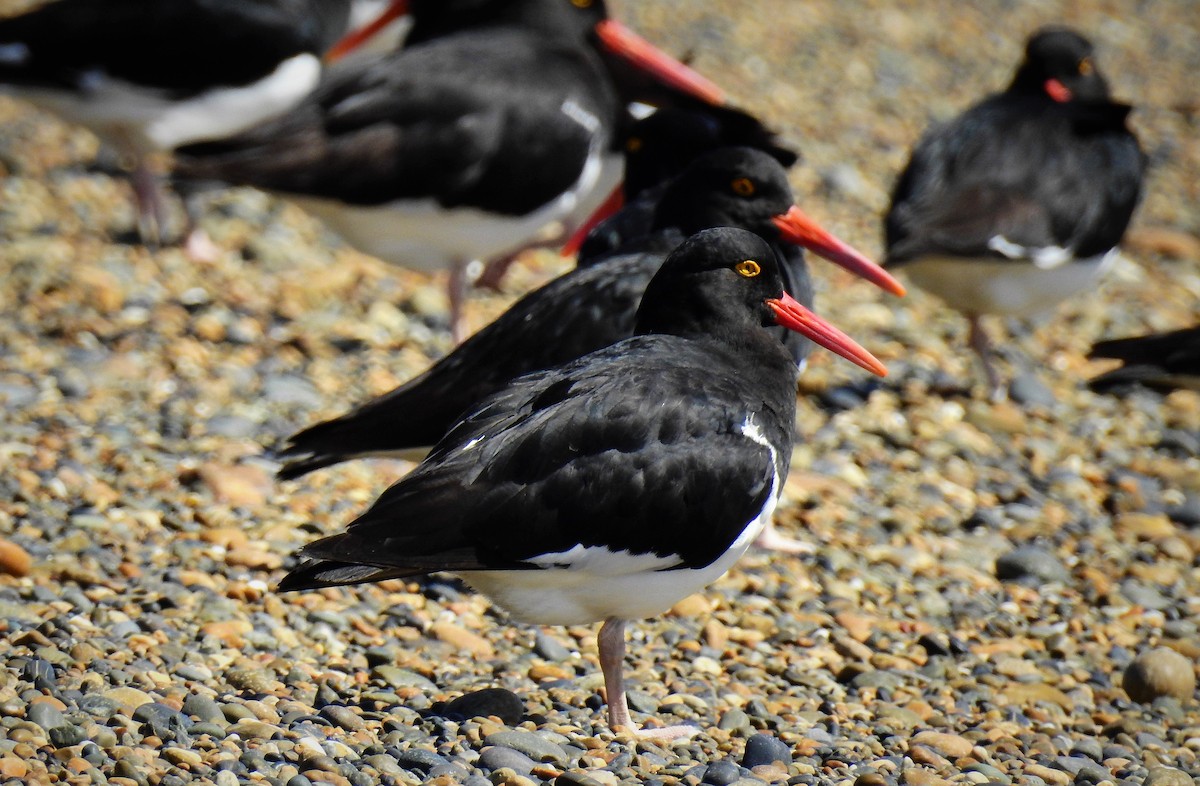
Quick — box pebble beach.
[1,1,1199,785]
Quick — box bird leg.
[968,315,1006,402]
[130,158,167,248]
[753,521,815,554]
[597,617,699,740]
[448,259,479,344]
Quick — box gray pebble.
[478,746,537,775]
[483,730,567,764]
[1008,373,1056,407]
[319,705,365,732]
[49,724,88,747]
[28,702,66,731]
[535,631,573,661]
[441,687,524,725]
[995,545,1069,584]
[701,760,742,785]
[183,695,226,725]
[742,733,792,768]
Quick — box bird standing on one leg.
[884,27,1145,399]
[278,227,887,737]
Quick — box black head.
[653,147,795,237]
[636,228,887,375]
[622,108,799,198]
[1008,26,1111,103]
[651,148,906,296]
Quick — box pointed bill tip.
[767,293,888,377]
[771,207,906,297]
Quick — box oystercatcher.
[0,0,353,244]
[1088,326,1200,393]
[884,27,1145,398]
[275,147,902,481]
[279,226,886,738]
[174,0,727,341]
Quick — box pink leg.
[754,521,815,554]
[448,259,474,344]
[968,315,1006,402]
[598,618,698,740]
[130,160,167,247]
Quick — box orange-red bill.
[561,184,625,257]
[766,292,888,377]
[325,0,410,63]
[593,20,727,107]
[772,206,906,297]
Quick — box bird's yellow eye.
[1079,57,1093,75]
[731,177,755,196]
[570,0,592,7]
[735,260,761,278]
[625,136,642,153]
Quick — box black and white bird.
[278,226,886,738]
[0,0,354,244]
[1088,326,1200,393]
[274,147,903,482]
[175,0,726,341]
[884,27,1146,398]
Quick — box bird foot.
[184,227,222,264]
[616,722,701,741]
[753,524,815,554]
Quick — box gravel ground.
[1,2,1199,785]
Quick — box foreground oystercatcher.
[0,0,353,244]
[174,0,726,341]
[275,147,902,481]
[884,27,1145,398]
[1088,326,1200,393]
[279,227,886,737]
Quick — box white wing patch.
[987,235,1074,270]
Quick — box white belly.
[461,502,771,626]
[291,148,609,271]
[9,54,321,153]
[899,250,1116,317]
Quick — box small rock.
[478,746,537,776]
[1123,647,1196,703]
[430,622,495,657]
[910,731,973,759]
[319,706,365,732]
[441,688,524,724]
[1143,766,1194,786]
[700,760,741,785]
[741,733,791,768]
[483,730,568,764]
[103,688,154,716]
[0,539,32,577]
[199,463,272,508]
[1008,374,1056,408]
[995,545,1069,584]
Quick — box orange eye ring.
[625,136,643,153]
[731,177,755,196]
[570,0,592,7]
[1079,57,1093,75]
[735,260,761,278]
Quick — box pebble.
[1123,648,1196,703]
[483,731,568,764]
[994,545,1069,584]
[441,687,525,724]
[741,734,792,768]
[0,539,32,577]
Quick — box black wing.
[175,32,606,213]
[0,0,349,95]
[283,337,785,587]
[1088,326,1200,393]
[276,252,659,478]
